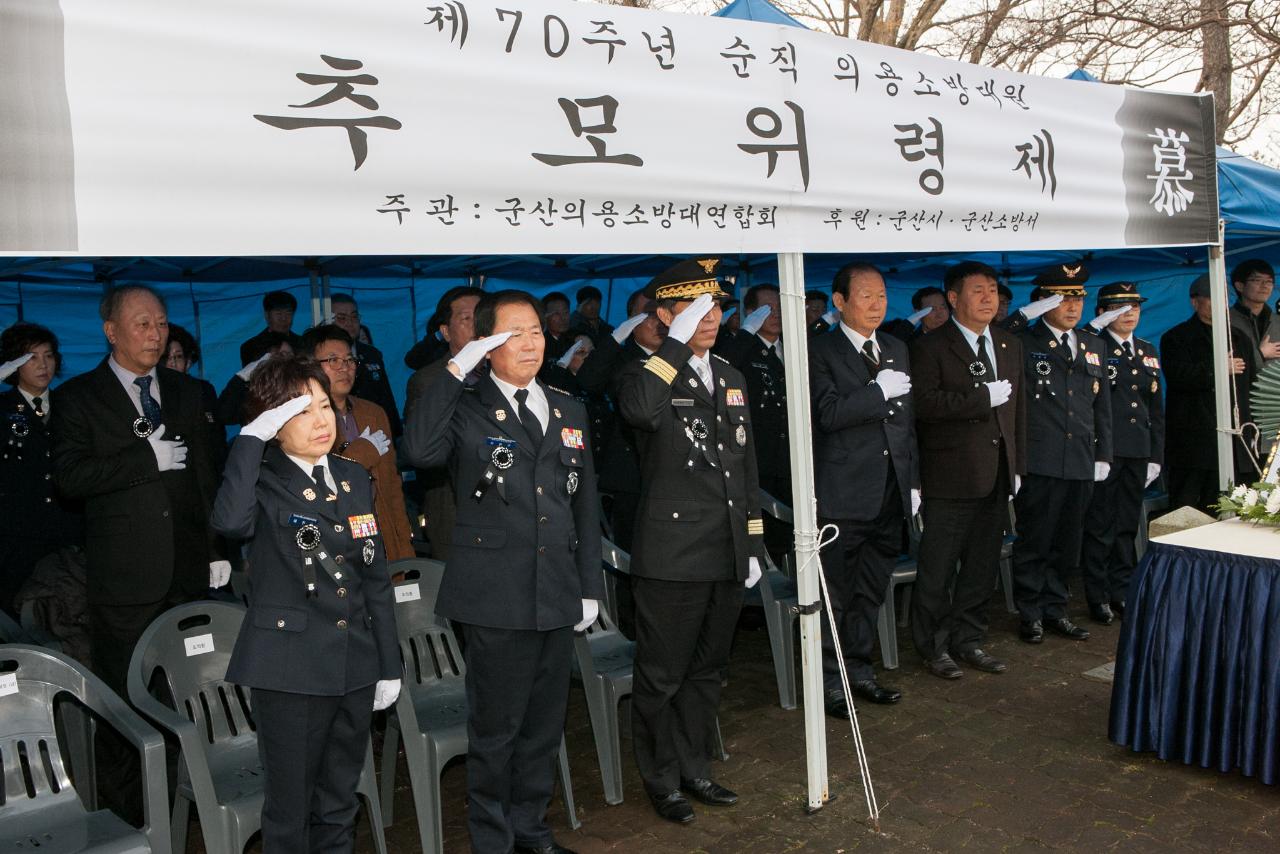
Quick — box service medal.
[491,445,515,470]
[1093,379,1100,394]
[363,538,376,565]
[691,418,709,441]
[735,424,747,447]
[341,481,351,493]
[9,415,29,438]
[567,471,579,495]
[553,408,562,419]
[131,416,154,438]
[296,523,322,550]
[968,360,988,378]
[303,488,317,501]
[1106,364,1118,381]
[495,409,507,421]
[1035,360,1051,376]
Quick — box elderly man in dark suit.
[810,262,919,713]
[402,289,603,854]
[910,261,1026,680]
[51,283,225,820]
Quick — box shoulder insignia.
[546,384,571,396]
[712,353,731,365]
[331,452,359,464]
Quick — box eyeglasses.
[333,311,360,322]
[317,355,358,370]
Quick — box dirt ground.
[236,602,1278,853]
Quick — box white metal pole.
[775,252,828,812]
[1207,218,1234,490]
[321,273,333,325]
[309,268,321,327]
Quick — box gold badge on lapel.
[1093,380,1100,394]
[341,481,351,493]
[496,409,507,422]
[303,488,317,501]
[553,408,562,419]
[1151,380,1159,393]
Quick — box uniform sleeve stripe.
[747,519,765,535]
[644,356,678,384]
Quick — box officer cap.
[1189,273,1211,298]
[1096,281,1147,309]
[644,258,730,302]
[1030,262,1089,299]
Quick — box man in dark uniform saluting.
[1012,263,1112,644]
[616,259,766,825]
[1080,282,1165,622]
[402,290,603,854]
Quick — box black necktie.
[32,396,44,419]
[1122,340,1133,358]
[1060,332,1073,362]
[860,340,880,376]
[514,388,542,438]
[311,464,335,500]
[134,375,163,427]
[977,335,995,378]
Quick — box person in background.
[0,323,82,617]
[165,323,224,469]
[211,357,400,854]
[570,284,614,344]
[1229,259,1280,372]
[329,293,401,437]
[240,290,304,366]
[805,289,832,335]
[305,324,414,564]
[996,283,1014,323]
[542,292,575,363]
[217,332,296,426]
[719,298,742,336]
[881,286,950,342]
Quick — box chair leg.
[170,793,191,854]
[556,735,581,831]
[764,602,796,710]
[877,590,899,670]
[379,713,401,828]
[712,716,728,762]
[779,613,798,711]
[584,681,625,806]
[1000,556,1017,614]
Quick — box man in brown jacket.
[305,325,414,563]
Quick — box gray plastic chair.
[753,492,799,710]
[876,556,919,671]
[127,601,387,854]
[379,559,579,853]
[0,643,171,854]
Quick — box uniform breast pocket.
[454,524,507,549]
[560,448,584,497]
[648,498,701,523]
[724,407,750,453]
[252,605,308,633]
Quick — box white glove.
[147,424,188,471]
[910,488,921,517]
[1089,305,1134,332]
[236,352,271,382]
[1094,461,1111,482]
[821,308,839,326]
[1145,462,1162,487]
[908,306,934,326]
[612,312,648,344]
[720,306,738,325]
[874,368,912,400]
[740,304,772,335]
[241,394,312,442]
[0,352,33,382]
[556,339,586,369]
[667,294,716,344]
[746,556,762,589]
[985,379,1012,407]
[209,560,231,588]
[449,331,513,377]
[1018,293,1063,321]
[574,599,600,632]
[358,426,391,456]
[372,678,402,711]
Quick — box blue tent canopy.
[713,0,806,28]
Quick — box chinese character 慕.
[1147,128,1195,216]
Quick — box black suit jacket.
[1,389,81,544]
[1160,315,1253,473]
[351,342,401,437]
[1102,331,1165,465]
[52,360,220,605]
[616,338,767,582]
[574,335,648,495]
[809,329,919,520]
[212,439,400,695]
[911,321,1027,500]
[401,372,604,631]
[714,330,790,497]
[1018,321,1113,479]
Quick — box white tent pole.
[1208,218,1234,490]
[775,251,828,812]
[321,273,333,325]
[309,267,321,327]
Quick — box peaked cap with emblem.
[1095,281,1147,309]
[643,258,730,302]
[1030,261,1090,299]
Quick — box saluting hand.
[0,352,33,382]
[720,306,738,325]
[740,303,772,336]
[907,306,933,326]
[448,332,513,378]
[667,293,716,344]
[147,424,188,472]
[1088,305,1133,332]
[612,312,649,344]
[556,338,587,369]
[241,394,312,442]
[1019,294,1063,321]
[821,308,840,327]
[236,351,272,382]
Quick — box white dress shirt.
[758,334,783,360]
[19,387,49,417]
[491,373,549,433]
[953,321,999,380]
[107,355,161,417]
[1045,321,1078,355]
[688,352,714,393]
[839,322,880,363]
[286,452,336,493]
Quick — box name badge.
[0,672,16,697]
[672,398,695,407]
[184,634,215,657]
[288,513,318,528]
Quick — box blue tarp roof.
[713,0,806,28]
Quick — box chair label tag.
[396,584,421,603]
[0,673,16,696]
[184,633,215,657]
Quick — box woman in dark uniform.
[210,356,401,854]
[0,323,81,616]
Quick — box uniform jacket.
[714,330,790,497]
[616,338,768,582]
[1,388,81,544]
[401,371,604,631]
[1100,331,1165,464]
[52,361,220,606]
[1160,315,1254,473]
[333,395,414,562]
[238,328,304,367]
[910,321,1027,500]
[1018,320,1113,480]
[212,438,400,695]
[574,335,647,496]
[809,328,919,520]
[350,342,402,437]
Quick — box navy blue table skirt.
[1109,540,1280,784]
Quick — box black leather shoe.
[681,777,738,806]
[824,688,851,719]
[1088,602,1114,625]
[514,843,577,854]
[1110,600,1125,620]
[851,679,902,704]
[926,653,964,680]
[649,790,695,823]
[1045,616,1090,640]
[1019,620,1044,644]
[953,648,1007,673]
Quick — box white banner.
[1,0,1217,255]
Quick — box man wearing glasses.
[330,293,402,437]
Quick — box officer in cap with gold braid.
[1011,262,1113,645]
[1078,282,1164,623]
[616,258,766,825]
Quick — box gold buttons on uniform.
[277,619,286,628]
[337,588,347,598]
[337,619,348,629]
[335,554,345,564]
[672,512,680,519]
